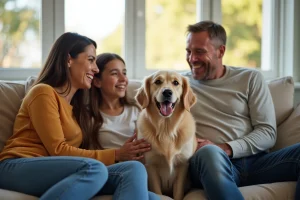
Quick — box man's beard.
[191,62,212,80]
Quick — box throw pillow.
[0,82,25,151]
[271,104,300,151]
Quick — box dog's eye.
[173,80,179,86]
[155,80,162,85]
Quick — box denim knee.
[122,161,147,181]
[189,146,244,199]
[82,158,108,185]
[191,144,229,165]
[190,145,233,181]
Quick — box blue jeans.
[0,156,159,200]
[189,143,300,200]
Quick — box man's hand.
[196,138,213,150]
[115,133,151,162]
[196,138,233,157]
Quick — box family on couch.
[0,20,299,200]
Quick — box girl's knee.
[126,161,146,173]
[121,161,147,179]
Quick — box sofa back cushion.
[125,80,142,104]
[267,76,294,126]
[0,76,295,152]
[0,81,25,151]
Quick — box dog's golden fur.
[135,70,197,200]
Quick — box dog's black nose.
[162,89,172,98]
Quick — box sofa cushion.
[92,194,172,200]
[271,103,300,151]
[126,80,142,104]
[0,188,38,200]
[24,76,37,93]
[184,182,296,200]
[0,81,25,151]
[0,189,172,200]
[267,76,294,126]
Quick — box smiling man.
[182,20,300,200]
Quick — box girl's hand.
[115,133,151,162]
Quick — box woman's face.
[68,44,98,89]
[94,59,128,100]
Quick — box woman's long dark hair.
[33,32,97,148]
[84,53,130,149]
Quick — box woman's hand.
[115,133,151,162]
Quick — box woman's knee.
[81,158,108,183]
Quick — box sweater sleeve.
[27,87,116,165]
[227,72,277,158]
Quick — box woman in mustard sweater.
[0,33,159,200]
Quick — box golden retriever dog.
[135,70,197,200]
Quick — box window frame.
[0,0,297,81]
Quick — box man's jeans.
[189,143,300,200]
[0,156,159,200]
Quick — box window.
[0,0,41,69]
[221,0,262,69]
[218,0,277,79]
[65,0,125,56]
[145,0,196,71]
[0,0,297,81]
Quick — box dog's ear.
[135,76,151,109]
[182,76,196,111]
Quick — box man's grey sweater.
[182,66,276,159]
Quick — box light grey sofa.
[0,75,299,200]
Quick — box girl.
[88,53,151,162]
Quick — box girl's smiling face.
[93,59,128,100]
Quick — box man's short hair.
[187,21,227,48]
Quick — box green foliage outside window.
[222,0,262,68]
[0,0,40,68]
[0,0,262,70]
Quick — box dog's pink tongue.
[160,102,173,116]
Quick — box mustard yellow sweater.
[0,84,116,165]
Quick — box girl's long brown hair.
[33,32,97,148]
